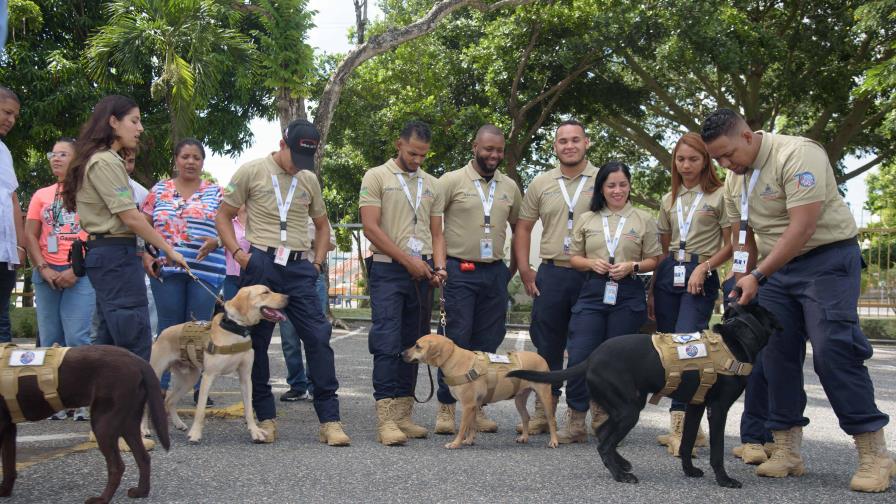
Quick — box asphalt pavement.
[6,326,896,503]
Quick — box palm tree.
[85,0,256,144]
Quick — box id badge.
[603,281,618,305]
[732,250,749,274]
[562,236,572,255]
[407,236,423,258]
[480,238,493,260]
[274,245,291,266]
[677,249,686,262]
[47,234,59,254]
[673,265,686,287]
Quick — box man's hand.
[519,267,539,297]
[196,236,219,262]
[55,269,77,289]
[236,250,251,270]
[142,253,160,278]
[590,259,612,275]
[431,269,447,287]
[402,256,433,281]
[732,273,759,305]
[687,264,708,296]
[608,261,633,281]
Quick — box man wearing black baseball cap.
[215,118,351,446]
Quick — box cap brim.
[290,150,315,171]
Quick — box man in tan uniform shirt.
[359,120,446,446]
[702,109,892,492]
[432,124,522,435]
[511,119,597,433]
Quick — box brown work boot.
[666,411,697,457]
[516,397,549,435]
[393,397,428,438]
[476,407,498,433]
[695,424,708,447]
[319,421,351,446]
[849,429,895,492]
[254,419,277,444]
[756,427,805,478]
[733,443,770,465]
[657,410,684,447]
[590,401,608,434]
[557,408,588,444]
[375,399,407,446]
[434,403,456,435]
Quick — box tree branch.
[837,154,884,184]
[826,96,873,164]
[599,115,672,168]
[621,49,700,131]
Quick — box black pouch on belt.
[69,239,86,277]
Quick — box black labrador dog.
[509,303,779,488]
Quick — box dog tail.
[507,359,588,384]
[140,361,171,451]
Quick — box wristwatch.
[632,262,640,274]
[749,268,768,286]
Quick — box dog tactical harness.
[0,344,70,423]
[179,321,253,368]
[648,330,753,405]
[443,352,523,403]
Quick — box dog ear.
[225,287,255,325]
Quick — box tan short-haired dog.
[402,334,558,449]
[144,285,288,444]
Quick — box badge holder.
[732,250,749,274]
[673,265,686,287]
[47,233,59,254]
[408,236,423,259]
[603,256,618,305]
[480,238,493,260]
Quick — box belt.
[86,235,137,248]
[447,256,497,265]
[667,252,712,263]
[542,259,572,268]
[791,237,856,263]
[252,245,310,263]
[371,253,431,263]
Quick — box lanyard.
[271,175,298,243]
[738,169,761,246]
[557,175,590,231]
[675,190,703,254]
[396,173,424,227]
[601,214,627,264]
[473,179,497,234]
[51,184,63,229]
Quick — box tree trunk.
[277,88,307,131]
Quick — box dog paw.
[462,438,475,446]
[187,430,202,444]
[683,466,704,478]
[614,472,639,484]
[84,497,108,504]
[444,442,462,449]
[0,485,11,497]
[716,477,742,488]
[249,427,267,442]
[515,435,529,444]
[174,422,188,432]
[127,486,149,498]
[547,441,558,449]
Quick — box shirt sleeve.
[358,170,382,208]
[641,214,663,258]
[25,188,46,220]
[716,193,731,228]
[657,197,671,234]
[429,177,444,217]
[723,175,741,224]
[223,165,251,209]
[569,215,588,257]
[783,141,829,209]
[508,184,523,225]
[307,173,327,219]
[518,179,541,221]
[87,156,136,215]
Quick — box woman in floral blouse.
[142,138,225,354]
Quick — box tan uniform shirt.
[570,202,662,262]
[223,155,326,251]
[439,162,522,262]
[723,132,857,258]
[76,150,134,235]
[359,159,444,255]
[657,185,730,256]
[306,217,336,263]
[519,162,599,260]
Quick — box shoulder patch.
[794,172,816,189]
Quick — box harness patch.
[487,353,511,364]
[0,344,70,423]
[9,349,45,366]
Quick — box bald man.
[432,125,523,435]
[702,109,892,492]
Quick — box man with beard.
[432,125,523,435]
[511,119,599,435]
[360,120,447,446]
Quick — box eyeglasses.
[46,152,71,160]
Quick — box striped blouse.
[142,178,226,287]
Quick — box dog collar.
[219,315,253,337]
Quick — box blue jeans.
[0,264,15,343]
[32,265,95,347]
[222,275,240,301]
[280,273,327,394]
[150,272,221,389]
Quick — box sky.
[205,1,875,224]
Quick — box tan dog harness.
[443,351,523,403]
[0,344,70,423]
[180,321,253,368]
[648,330,753,405]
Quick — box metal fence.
[858,227,895,318]
[327,223,371,308]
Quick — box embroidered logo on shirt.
[795,172,816,189]
[224,183,236,195]
[422,188,435,200]
[359,187,369,197]
[623,228,640,240]
[115,186,131,200]
[760,184,780,200]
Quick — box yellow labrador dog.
[402,334,559,449]
[144,285,288,444]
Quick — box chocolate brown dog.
[509,303,779,488]
[0,345,169,503]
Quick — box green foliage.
[10,307,37,341]
[865,162,896,225]
[861,319,896,340]
[251,0,316,100]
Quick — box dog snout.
[400,349,418,363]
